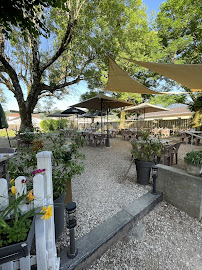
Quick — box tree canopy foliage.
[0,0,68,38]
[156,0,202,64]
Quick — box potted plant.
[131,131,165,185]
[184,150,202,176]
[0,180,52,264]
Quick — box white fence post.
[15,176,28,213]
[33,173,48,270]
[36,151,59,270]
[0,178,9,216]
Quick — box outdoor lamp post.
[151,166,158,195]
[66,202,78,258]
[105,107,111,148]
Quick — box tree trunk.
[19,107,34,132]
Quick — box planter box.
[186,164,202,176]
[156,164,202,220]
[0,217,35,264]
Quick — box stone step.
[59,191,163,270]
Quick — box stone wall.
[156,164,202,220]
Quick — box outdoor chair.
[171,142,182,165]
[152,128,160,137]
[161,144,175,166]
[156,144,174,166]
[161,129,170,138]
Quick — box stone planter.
[186,164,202,177]
[135,160,154,185]
[0,217,35,265]
[54,193,65,239]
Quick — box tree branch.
[39,18,76,73]
[0,55,24,100]
[41,76,82,93]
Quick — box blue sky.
[4,0,165,112]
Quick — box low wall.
[156,164,202,220]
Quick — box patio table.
[0,153,16,178]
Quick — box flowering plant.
[0,179,53,248]
[7,132,85,200]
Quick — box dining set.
[180,130,202,145]
[76,129,119,147]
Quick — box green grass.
[0,130,16,137]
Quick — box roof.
[144,106,192,119]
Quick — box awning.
[104,56,161,95]
[125,58,202,92]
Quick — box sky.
[4,0,166,112]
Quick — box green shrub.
[184,151,202,166]
[40,119,67,132]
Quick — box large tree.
[0,0,161,131]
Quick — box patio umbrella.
[47,111,71,117]
[0,104,11,147]
[124,103,169,133]
[78,112,96,129]
[124,102,169,116]
[71,94,133,147]
[61,107,86,129]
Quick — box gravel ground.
[1,136,202,269]
[88,202,202,270]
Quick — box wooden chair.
[161,129,170,138]
[171,142,182,165]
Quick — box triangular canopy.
[72,94,133,111]
[124,102,169,114]
[125,58,202,92]
[104,56,160,95]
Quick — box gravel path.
[1,136,202,269]
[88,202,202,270]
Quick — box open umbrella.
[71,94,133,147]
[124,102,169,133]
[47,111,71,118]
[78,112,96,129]
[0,104,11,147]
[124,102,169,116]
[60,107,86,129]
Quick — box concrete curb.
[59,191,163,270]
